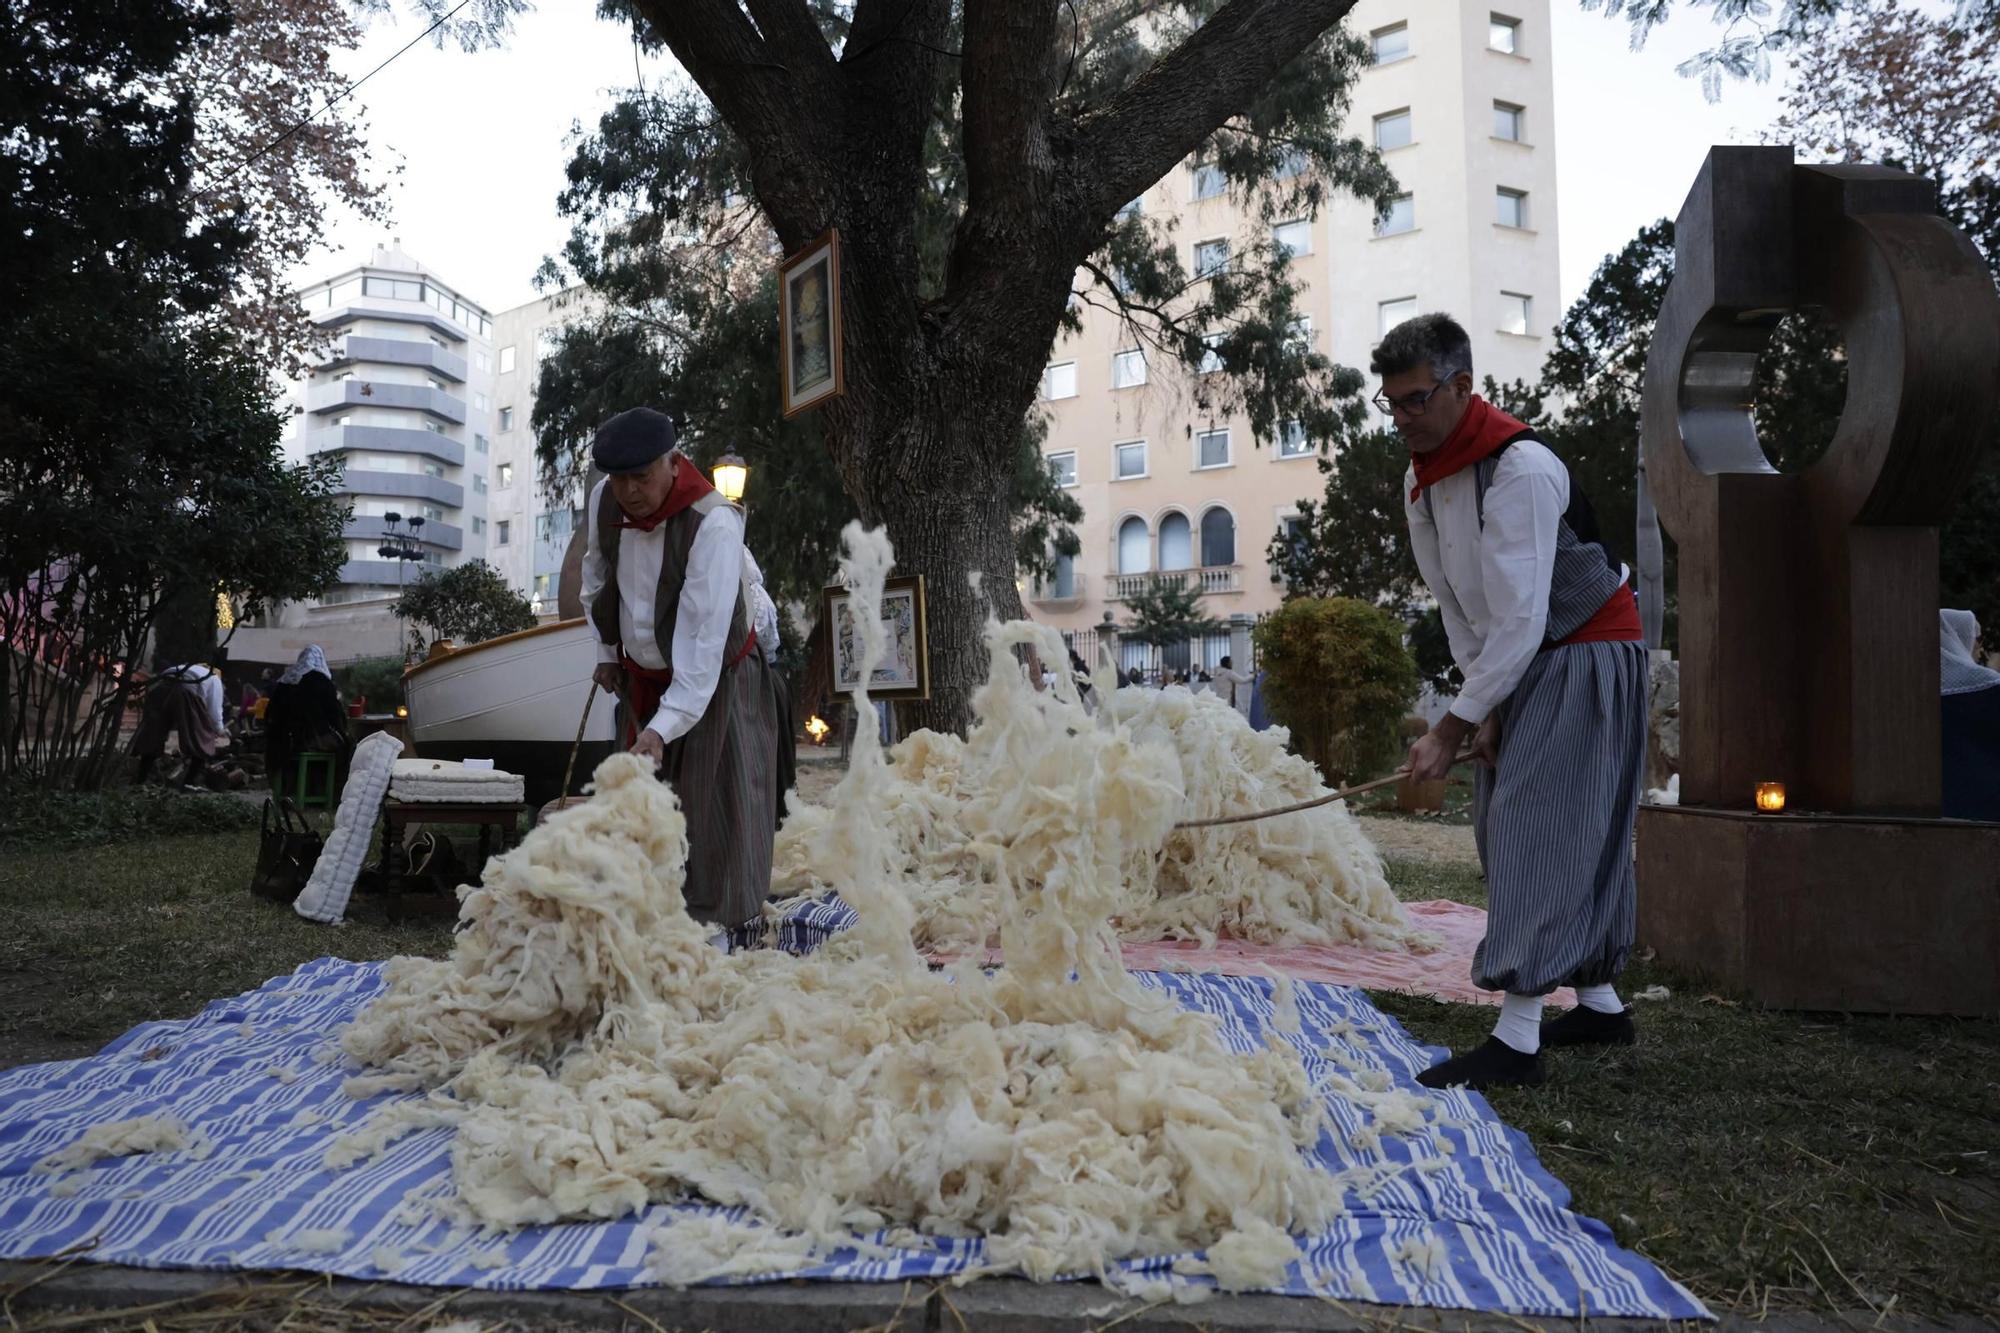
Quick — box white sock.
[1492,993,1544,1054]
[1575,983,1624,1014]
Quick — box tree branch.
[1075,0,1359,216]
[741,0,838,75]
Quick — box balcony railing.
[307,380,466,425]
[323,335,468,383]
[1105,566,1243,601]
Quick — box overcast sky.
[296,3,1790,319]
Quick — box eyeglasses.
[1372,381,1449,416]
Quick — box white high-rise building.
[243,242,498,665]
[1034,0,1562,673]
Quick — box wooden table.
[375,798,525,920]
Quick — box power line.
[200,0,476,199]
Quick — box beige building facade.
[1033,0,1561,674]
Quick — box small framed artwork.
[822,574,929,700]
[779,229,844,417]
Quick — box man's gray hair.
[1369,312,1473,382]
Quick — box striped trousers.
[1471,640,1648,996]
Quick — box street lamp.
[712,453,749,503]
[377,512,428,659]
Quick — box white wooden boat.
[401,619,619,808]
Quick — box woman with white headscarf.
[1941,610,2000,822]
[266,644,350,799]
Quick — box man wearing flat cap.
[580,407,780,940]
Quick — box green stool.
[291,752,338,811]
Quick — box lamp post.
[711,453,749,504]
[377,512,428,660]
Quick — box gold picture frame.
[822,574,929,701]
[778,228,844,417]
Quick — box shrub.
[331,656,407,713]
[0,782,261,851]
[1252,597,1420,785]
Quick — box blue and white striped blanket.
[0,959,1707,1319]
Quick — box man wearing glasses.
[1378,314,1648,1090]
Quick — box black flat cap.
[591,407,676,475]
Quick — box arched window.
[1117,516,1150,574]
[1158,512,1193,570]
[1200,508,1237,567]
[1050,552,1076,598]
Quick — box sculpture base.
[1636,806,2000,1016]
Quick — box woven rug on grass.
[0,958,1702,1318]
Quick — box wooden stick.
[1172,752,1474,830]
[557,680,598,802]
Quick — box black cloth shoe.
[1541,1004,1637,1048]
[1415,1037,1545,1090]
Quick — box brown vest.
[591,479,752,669]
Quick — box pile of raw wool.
[770,618,1424,955]
[334,524,1438,1291]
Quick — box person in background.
[1069,648,1097,716]
[265,645,350,799]
[745,550,796,826]
[1247,667,1272,732]
[1941,609,2000,822]
[1211,654,1252,710]
[132,661,229,787]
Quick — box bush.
[1252,597,1420,785]
[331,656,407,712]
[0,782,261,851]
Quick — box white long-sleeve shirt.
[162,664,225,734]
[580,471,747,745]
[743,550,780,664]
[1404,441,1567,727]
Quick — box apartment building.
[1033,0,1562,673]
[242,242,497,664]
[484,286,602,615]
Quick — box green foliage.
[1252,598,1419,785]
[391,561,538,653]
[330,656,407,713]
[0,782,259,852]
[1118,579,1225,647]
[1265,428,1419,605]
[1408,606,1463,696]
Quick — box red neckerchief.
[614,453,717,532]
[1409,395,1528,501]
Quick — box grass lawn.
[1,824,1994,1318]
[1352,771,1477,825]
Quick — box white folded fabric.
[294,731,404,925]
[388,758,524,805]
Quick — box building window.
[1048,451,1077,487]
[1200,508,1237,567]
[1114,441,1147,479]
[472,516,486,535]
[362,276,423,301]
[497,462,514,489]
[421,461,445,479]
[1371,22,1409,64]
[499,346,517,375]
[1379,296,1418,337]
[333,415,352,428]
[474,433,489,453]
[1112,349,1147,389]
[498,406,514,431]
[474,350,492,374]
[1501,291,1532,335]
[473,473,488,494]
[1278,420,1313,458]
[1376,194,1415,236]
[533,573,555,605]
[1117,515,1150,574]
[1193,238,1230,277]
[1199,332,1225,376]
[1286,316,1313,355]
[1373,109,1412,151]
[1273,219,1312,258]
[1116,196,1143,220]
[1490,13,1520,53]
[496,520,510,546]
[473,391,490,411]
[1042,361,1078,400]
[1190,161,1226,201]
[1196,428,1231,469]
[1496,187,1529,228]
[1272,149,1307,181]
[1493,101,1525,142]
[1158,513,1192,570]
[426,376,448,392]
[423,421,445,434]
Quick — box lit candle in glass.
[1755,782,1786,813]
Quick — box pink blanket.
[1111,900,1577,1008]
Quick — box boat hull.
[403,620,621,809]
